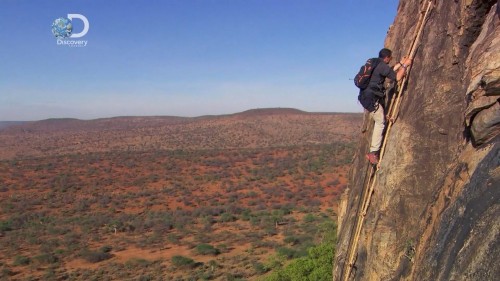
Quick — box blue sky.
[0,0,399,120]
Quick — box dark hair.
[379,48,392,59]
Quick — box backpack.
[354,58,381,90]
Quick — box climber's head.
[379,48,393,64]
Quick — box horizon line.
[1,107,363,122]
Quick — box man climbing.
[358,48,412,165]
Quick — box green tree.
[171,255,195,268]
[13,256,31,266]
[264,221,337,281]
[195,244,220,255]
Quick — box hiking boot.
[366,152,379,165]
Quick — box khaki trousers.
[369,104,385,152]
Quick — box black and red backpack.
[354,58,380,90]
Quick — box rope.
[381,0,434,162]
[340,2,433,280]
[340,166,375,281]
[385,1,428,122]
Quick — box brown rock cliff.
[334,1,499,280]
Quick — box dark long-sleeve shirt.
[368,61,397,92]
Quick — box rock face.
[334,1,499,280]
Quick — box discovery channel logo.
[52,14,89,47]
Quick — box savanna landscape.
[0,109,362,280]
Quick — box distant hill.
[235,107,307,116]
[0,121,27,130]
[0,108,362,160]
